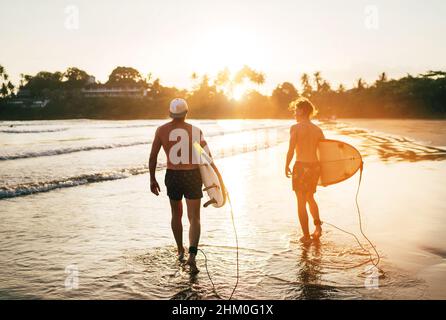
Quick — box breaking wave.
[0,128,69,134]
[0,138,287,199]
[0,124,289,161]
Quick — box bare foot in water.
[186,256,199,274]
[311,226,322,240]
[299,235,312,245]
[178,247,185,262]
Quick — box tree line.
[0,64,445,120]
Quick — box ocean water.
[0,119,445,299]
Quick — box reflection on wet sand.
[295,241,327,299]
[320,122,446,162]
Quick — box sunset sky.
[1,0,445,93]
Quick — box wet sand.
[340,118,446,147]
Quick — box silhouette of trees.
[313,71,322,92]
[63,67,91,88]
[337,84,346,93]
[106,66,146,87]
[1,65,445,119]
[272,82,299,115]
[20,71,64,97]
[300,73,313,98]
[0,65,15,97]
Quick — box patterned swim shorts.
[292,162,321,194]
[164,169,203,201]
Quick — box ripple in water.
[121,237,426,300]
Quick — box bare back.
[291,120,325,162]
[154,121,206,170]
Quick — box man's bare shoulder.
[311,121,325,138]
[311,121,323,130]
[156,121,173,132]
[187,122,204,134]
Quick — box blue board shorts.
[165,169,203,201]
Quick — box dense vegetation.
[0,65,445,120]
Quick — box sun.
[231,84,249,101]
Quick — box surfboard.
[193,142,227,208]
[318,139,363,186]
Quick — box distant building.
[6,98,49,108]
[86,76,96,85]
[4,88,50,108]
[82,84,148,98]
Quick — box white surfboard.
[318,139,363,186]
[193,142,226,208]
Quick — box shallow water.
[0,119,445,299]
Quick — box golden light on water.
[216,120,244,131]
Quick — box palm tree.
[215,68,230,89]
[379,72,387,82]
[250,72,265,87]
[313,71,322,92]
[0,65,14,97]
[300,73,313,97]
[375,72,388,86]
[301,73,309,86]
[224,66,265,99]
[320,80,331,93]
[337,83,346,93]
[0,83,8,97]
[356,78,367,90]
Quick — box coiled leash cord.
[199,190,239,300]
[198,165,381,299]
[323,163,382,271]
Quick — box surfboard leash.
[323,163,382,272]
[198,248,221,299]
[198,190,240,300]
[354,163,382,270]
[226,191,240,300]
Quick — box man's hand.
[285,166,292,178]
[150,179,161,196]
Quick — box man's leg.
[185,198,201,273]
[296,191,311,242]
[306,192,322,239]
[169,199,185,260]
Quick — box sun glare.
[231,84,249,101]
[191,26,265,77]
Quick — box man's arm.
[200,130,212,157]
[285,126,297,178]
[149,128,162,195]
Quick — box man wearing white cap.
[149,98,212,273]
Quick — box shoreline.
[1,116,446,121]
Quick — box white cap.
[169,98,189,118]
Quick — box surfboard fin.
[203,198,217,208]
[203,184,219,192]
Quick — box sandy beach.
[0,119,445,299]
